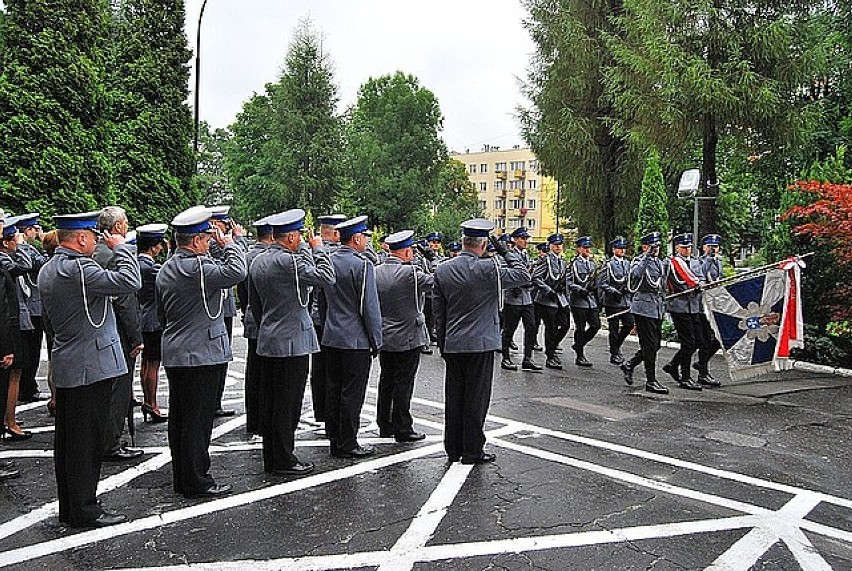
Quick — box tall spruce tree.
[634,149,669,248]
[520,0,639,242]
[107,0,196,225]
[604,0,830,236]
[0,0,112,218]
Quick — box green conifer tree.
[634,149,669,248]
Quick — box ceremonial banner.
[702,259,805,381]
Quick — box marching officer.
[620,232,669,394]
[663,233,703,391]
[434,219,529,464]
[14,214,48,402]
[157,206,246,498]
[597,236,634,365]
[236,216,274,437]
[532,233,570,370]
[321,215,382,459]
[567,235,599,367]
[249,209,335,476]
[39,211,141,527]
[136,224,169,423]
[0,216,22,479]
[374,230,433,442]
[695,234,723,386]
[309,213,346,428]
[500,227,541,371]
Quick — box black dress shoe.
[187,484,233,498]
[500,358,518,371]
[662,363,681,383]
[0,468,21,480]
[678,378,703,391]
[3,428,32,442]
[521,359,543,371]
[509,341,519,351]
[620,363,634,385]
[215,408,236,417]
[532,344,543,351]
[610,353,624,365]
[395,432,426,443]
[645,380,669,394]
[103,447,144,461]
[461,452,496,465]
[420,346,433,355]
[698,374,721,387]
[84,513,128,528]
[545,357,562,370]
[333,444,376,459]
[575,356,593,367]
[273,462,315,476]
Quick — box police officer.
[694,234,723,386]
[598,236,634,365]
[377,235,390,264]
[250,209,335,476]
[14,214,48,402]
[321,215,382,458]
[567,236,599,367]
[532,233,571,370]
[500,227,541,371]
[236,216,274,437]
[663,234,703,391]
[434,219,529,464]
[136,224,169,423]
[374,230,433,442]
[447,242,461,257]
[620,232,668,394]
[157,206,246,498]
[422,232,444,345]
[0,217,21,479]
[207,205,248,417]
[94,206,145,460]
[39,211,141,527]
[309,214,346,428]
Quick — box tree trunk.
[700,111,718,238]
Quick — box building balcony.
[513,169,525,179]
[513,190,524,198]
[496,171,507,179]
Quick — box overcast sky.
[185,0,536,153]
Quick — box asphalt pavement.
[0,328,850,570]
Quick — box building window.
[527,199,536,209]
[509,180,525,190]
[494,199,506,210]
[469,164,477,174]
[510,161,526,171]
[494,180,506,190]
[478,200,487,211]
[495,218,506,228]
[508,219,522,229]
[530,160,538,173]
[527,219,536,228]
[480,182,487,192]
[495,162,507,172]
[528,179,537,189]
[480,163,488,173]
[510,199,522,209]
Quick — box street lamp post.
[193,0,209,157]
[678,169,716,254]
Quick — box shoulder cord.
[198,256,225,320]
[359,259,368,317]
[607,258,627,285]
[412,265,423,314]
[571,257,594,286]
[76,260,109,329]
[626,256,662,294]
[493,257,504,312]
[290,252,309,309]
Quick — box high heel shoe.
[3,427,33,441]
[141,404,168,423]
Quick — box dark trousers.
[627,315,662,384]
[424,296,436,341]
[166,365,222,496]
[19,315,43,398]
[0,368,8,431]
[501,303,536,359]
[535,304,570,357]
[669,312,702,379]
[696,313,721,374]
[323,347,371,453]
[377,348,420,436]
[245,338,262,435]
[215,317,233,410]
[571,307,601,350]
[105,339,135,454]
[260,355,309,471]
[310,324,327,422]
[605,306,635,356]
[443,352,494,461]
[55,378,112,526]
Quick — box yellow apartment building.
[450,146,557,242]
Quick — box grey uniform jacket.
[434,250,529,354]
[567,256,598,310]
[94,242,143,348]
[597,256,632,309]
[321,245,383,351]
[375,257,434,352]
[665,254,704,314]
[250,243,335,358]
[503,249,534,306]
[0,249,33,330]
[38,245,141,388]
[209,236,249,319]
[156,244,247,368]
[700,254,723,283]
[531,253,569,308]
[628,253,667,320]
[18,242,46,317]
[309,240,339,328]
[137,254,162,333]
[238,243,269,340]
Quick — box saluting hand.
[102,230,126,250]
[306,229,322,249]
[214,227,233,248]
